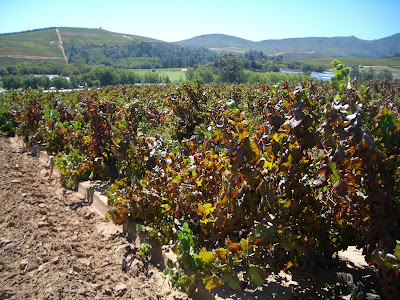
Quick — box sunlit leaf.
[199,247,216,263]
[215,248,228,261]
[203,275,222,290]
[240,238,248,252]
[198,203,215,218]
[228,243,240,254]
[328,163,340,184]
[285,261,294,271]
[250,139,260,157]
[238,130,249,143]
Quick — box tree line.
[1,52,396,90]
[64,41,218,69]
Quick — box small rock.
[0,238,11,247]
[73,265,82,273]
[83,211,95,220]
[77,288,89,296]
[51,256,60,264]
[115,284,127,297]
[38,203,46,209]
[20,259,29,270]
[0,289,15,298]
[91,283,103,291]
[40,169,49,177]
[37,221,50,228]
[103,285,113,296]
[11,179,21,184]
[37,263,49,272]
[78,258,92,268]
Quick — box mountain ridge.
[1,27,400,68]
[175,33,400,58]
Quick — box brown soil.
[0,133,188,300]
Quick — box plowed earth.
[0,133,188,300]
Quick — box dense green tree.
[51,76,71,89]
[0,66,7,76]
[214,53,244,83]
[2,75,22,89]
[377,69,393,80]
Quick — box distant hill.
[2,28,399,69]
[0,27,216,68]
[175,33,400,58]
[0,27,164,63]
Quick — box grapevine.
[1,62,399,297]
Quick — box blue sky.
[0,0,399,42]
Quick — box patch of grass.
[132,69,186,83]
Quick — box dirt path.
[122,34,133,41]
[0,133,187,300]
[55,29,68,65]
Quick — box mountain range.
[175,33,400,58]
[1,27,399,68]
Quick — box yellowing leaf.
[199,247,216,263]
[238,130,249,143]
[203,275,222,290]
[213,248,227,261]
[228,243,240,254]
[329,163,340,184]
[172,173,182,183]
[197,203,215,218]
[250,139,260,156]
[240,238,248,252]
[272,133,280,142]
[196,178,203,187]
[285,261,294,271]
[284,199,291,209]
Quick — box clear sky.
[0,0,399,42]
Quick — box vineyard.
[1,60,400,298]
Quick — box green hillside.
[0,28,63,59]
[58,27,163,46]
[0,27,181,67]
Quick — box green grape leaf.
[247,266,265,286]
[223,272,241,290]
[328,163,340,184]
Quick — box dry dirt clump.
[0,133,188,300]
